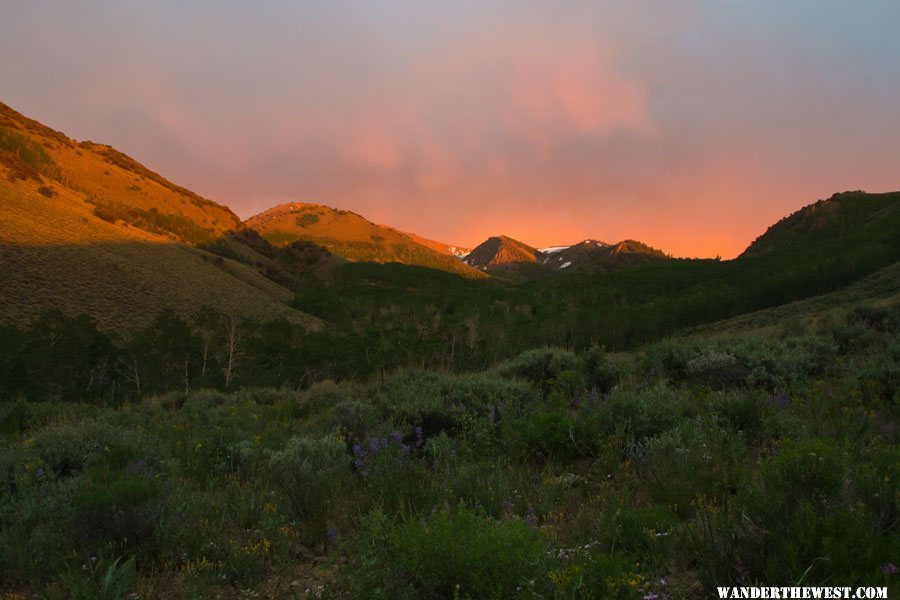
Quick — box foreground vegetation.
[1,303,897,598]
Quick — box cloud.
[2,1,899,258]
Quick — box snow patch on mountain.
[539,245,570,254]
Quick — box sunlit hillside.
[245,202,486,278]
[0,102,319,330]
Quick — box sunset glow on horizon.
[3,1,899,258]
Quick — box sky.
[2,1,899,258]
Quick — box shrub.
[714,391,772,439]
[221,529,272,584]
[368,505,548,598]
[686,351,745,389]
[266,435,349,539]
[328,400,379,447]
[37,185,55,197]
[440,460,535,519]
[70,461,166,553]
[295,213,320,227]
[580,384,682,447]
[0,126,61,180]
[849,304,898,334]
[372,370,538,440]
[234,387,293,406]
[92,205,118,223]
[494,347,577,393]
[579,346,620,394]
[183,388,228,408]
[627,423,745,514]
[642,340,696,382]
[303,379,360,419]
[0,399,59,434]
[753,438,846,511]
[724,438,893,586]
[502,398,582,461]
[30,420,134,481]
[856,356,900,404]
[647,335,835,391]
[353,433,431,514]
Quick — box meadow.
[1,302,897,598]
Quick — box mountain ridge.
[244,202,486,278]
[463,234,669,274]
[0,100,320,330]
[3,98,900,336]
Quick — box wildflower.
[525,506,537,527]
[882,562,898,575]
[772,392,790,408]
[390,431,403,444]
[327,527,337,544]
[643,593,659,600]
[352,443,364,458]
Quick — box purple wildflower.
[327,528,337,544]
[390,432,403,444]
[643,593,659,600]
[525,506,537,527]
[352,443,364,458]
[882,563,898,575]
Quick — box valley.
[0,101,897,598]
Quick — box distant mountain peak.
[464,233,667,274]
[464,235,541,271]
[245,203,485,278]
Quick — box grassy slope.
[398,229,469,256]
[684,260,900,339]
[246,203,485,278]
[0,102,318,330]
[0,103,241,239]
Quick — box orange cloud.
[6,2,899,259]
